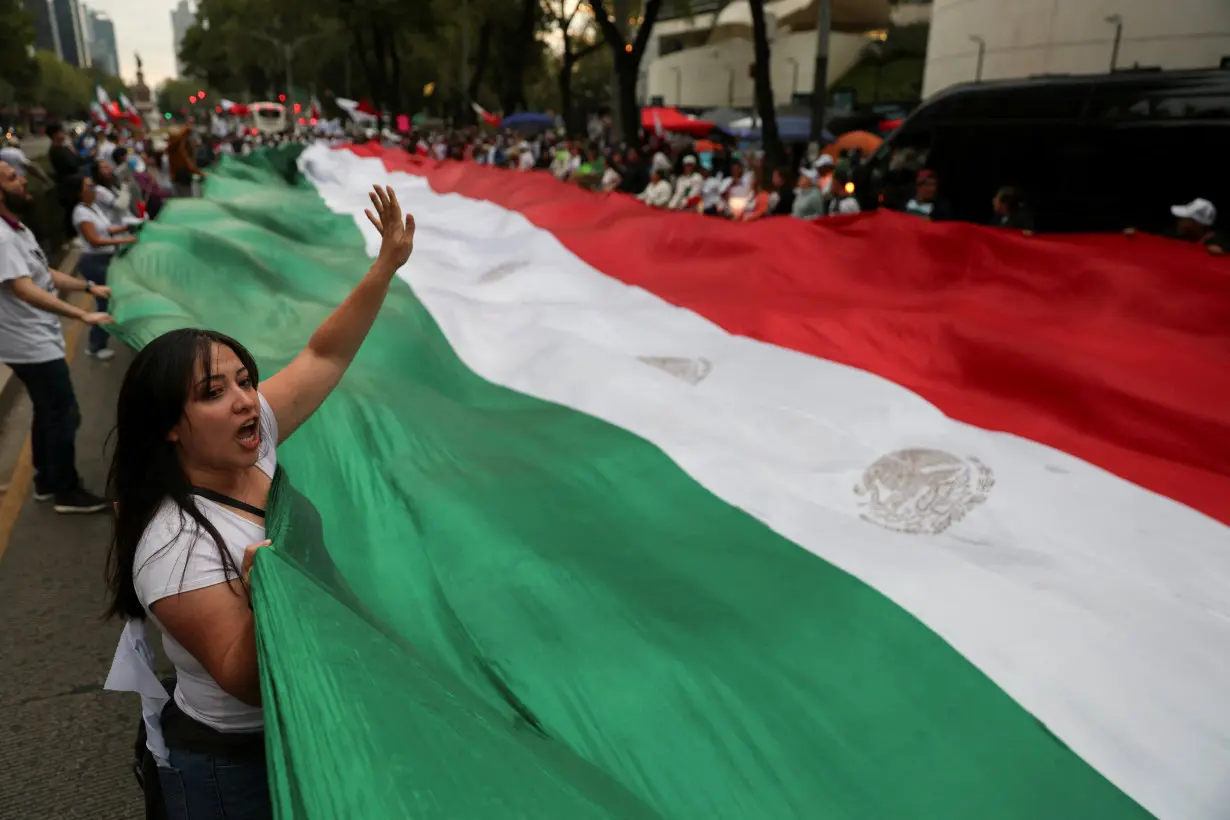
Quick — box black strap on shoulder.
[190,486,265,519]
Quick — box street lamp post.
[786,57,799,100]
[969,35,986,82]
[247,30,327,104]
[1105,14,1123,71]
[671,66,682,106]
[725,66,735,106]
[809,0,830,143]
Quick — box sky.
[86,0,185,89]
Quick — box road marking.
[0,294,94,566]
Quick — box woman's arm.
[149,539,271,706]
[78,221,135,248]
[107,225,130,235]
[261,185,415,443]
[152,580,262,705]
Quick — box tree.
[156,78,216,117]
[0,0,40,104]
[747,0,785,171]
[590,0,664,144]
[33,51,91,117]
[488,0,543,114]
[542,0,604,135]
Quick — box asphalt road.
[0,334,148,820]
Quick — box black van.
[854,68,1230,233]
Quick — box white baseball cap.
[1171,198,1217,227]
[814,154,835,169]
[682,154,697,165]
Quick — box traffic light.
[190,95,197,104]
[293,103,301,114]
[198,90,206,98]
[164,112,172,120]
[298,117,306,125]
[215,106,222,113]
[278,94,286,102]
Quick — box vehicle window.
[941,86,1092,123]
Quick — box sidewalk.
[0,329,146,819]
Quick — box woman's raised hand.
[365,185,415,269]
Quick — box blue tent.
[501,112,555,131]
[723,116,834,144]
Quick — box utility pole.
[969,35,986,82]
[808,0,830,145]
[1105,14,1123,72]
[247,29,325,103]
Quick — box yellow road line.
[0,293,94,566]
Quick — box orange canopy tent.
[821,130,884,160]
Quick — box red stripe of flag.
[339,143,1230,526]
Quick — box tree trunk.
[559,42,576,137]
[592,0,664,145]
[468,22,492,104]
[497,0,537,113]
[748,0,786,172]
[359,19,390,131]
[615,55,640,145]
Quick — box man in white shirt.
[701,168,726,215]
[638,168,673,208]
[0,161,113,513]
[518,141,536,171]
[669,155,703,210]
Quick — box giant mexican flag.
[109,144,1230,820]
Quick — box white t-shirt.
[133,393,278,733]
[72,202,115,256]
[0,218,65,365]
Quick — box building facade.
[643,0,930,109]
[51,0,91,68]
[86,8,120,77]
[23,0,63,58]
[170,0,195,77]
[924,0,1230,97]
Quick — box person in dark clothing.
[770,168,795,217]
[903,170,953,222]
[618,147,649,195]
[47,122,85,234]
[47,122,83,182]
[991,186,1035,234]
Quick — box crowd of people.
[0,112,1223,522]
[382,124,1224,252]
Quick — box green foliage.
[33,50,91,117]
[0,0,40,104]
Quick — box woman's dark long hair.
[105,328,260,620]
[65,172,88,205]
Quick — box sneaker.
[54,488,110,514]
[87,348,116,361]
[33,491,55,502]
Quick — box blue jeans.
[75,252,112,353]
[157,747,272,820]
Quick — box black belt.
[160,698,265,760]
